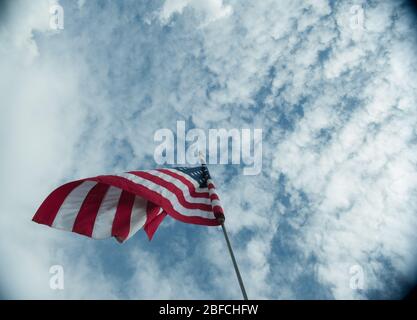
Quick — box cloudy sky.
[1,0,417,299]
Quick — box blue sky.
[1,0,417,299]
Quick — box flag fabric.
[32,165,224,242]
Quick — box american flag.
[32,165,224,242]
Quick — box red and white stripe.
[32,168,224,242]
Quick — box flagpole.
[198,152,248,300]
[217,216,248,300]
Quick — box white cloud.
[270,2,417,297]
[159,0,233,26]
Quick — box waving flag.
[32,166,224,242]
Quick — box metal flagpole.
[198,152,248,300]
[217,216,248,300]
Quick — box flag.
[32,165,224,242]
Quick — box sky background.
[1,0,417,299]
